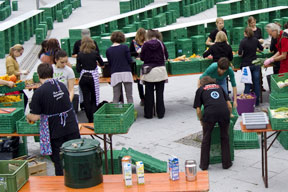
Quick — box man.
[26,63,80,176]
[198,57,238,108]
[194,76,232,170]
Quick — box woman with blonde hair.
[6,44,29,109]
[247,16,264,44]
[203,31,233,62]
[76,36,104,122]
[130,28,146,106]
[206,18,228,46]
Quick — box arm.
[163,44,169,60]
[232,86,237,108]
[67,78,75,102]
[125,46,134,64]
[238,40,244,56]
[140,43,146,61]
[0,79,14,87]
[72,41,79,58]
[205,37,214,46]
[257,40,264,52]
[273,52,287,62]
[94,41,100,55]
[196,107,202,122]
[76,55,82,73]
[228,68,237,108]
[26,113,41,122]
[203,47,212,58]
[227,101,232,114]
[96,52,104,67]
[129,40,138,57]
[228,46,233,61]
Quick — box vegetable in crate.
[237,93,255,99]
[271,107,288,118]
[252,58,266,66]
[0,95,21,102]
[276,79,288,88]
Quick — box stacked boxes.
[164,41,176,59]
[191,35,205,55]
[231,27,244,46]
[154,13,166,28]
[176,38,192,57]
[60,38,71,56]
[217,3,231,17]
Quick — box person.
[53,49,75,102]
[72,28,100,58]
[247,16,264,44]
[0,79,14,87]
[194,76,232,170]
[203,31,233,62]
[40,38,61,65]
[106,31,134,104]
[238,27,263,106]
[206,18,228,46]
[198,57,237,108]
[38,40,48,60]
[130,28,146,106]
[5,44,28,109]
[265,23,288,74]
[76,36,104,123]
[140,29,168,119]
[26,63,80,176]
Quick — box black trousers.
[79,76,97,123]
[137,80,144,100]
[50,132,80,176]
[200,121,231,170]
[144,81,165,118]
[20,90,28,111]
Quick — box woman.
[206,18,228,46]
[5,44,28,109]
[203,31,233,62]
[140,29,168,119]
[76,36,104,123]
[247,16,264,44]
[38,40,48,61]
[41,38,61,65]
[53,49,75,102]
[238,27,263,106]
[265,23,288,74]
[106,31,134,104]
[130,28,146,106]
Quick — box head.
[81,29,91,38]
[216,18,224,30]
[135,28,146,45]
[80,36,96,54]
[37,63,54,80]
[284,22,288,30]
[217,57,230,76]
[200,76,216,87]
[265,23,281,39]
[38,40,48,58]
[46,38,60,54]
[146,29,163,41]
[247,16,256,28]
[110,31,125,44]
[55,49,68,68]
[9,44,24,59]
[244,27,254,38]
[215,31,228,43]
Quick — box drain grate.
[175,131,203,148]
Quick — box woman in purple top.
[140,30,168,119]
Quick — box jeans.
[79,76,97,123]
[216,78,228,95]
[200,121,231,170]
[244,65,260,106]
[144,81,165,119]
[113,82,133,104]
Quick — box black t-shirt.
[209,28,228,42]
[30,80,79,139]
[193,83,230,123]
[238,37,264,67]
[253,27,263,40]
[203,42,233,62]
[72,40,100,55]
[76,50,104,73]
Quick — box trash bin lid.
[61,138,100,153]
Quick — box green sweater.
[200,62,236,87]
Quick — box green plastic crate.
[33,72,39,83]
[169,60,201,75]
[277,131,288,150]
[17,136,28,157]
[0,108,24,133]
[72,64,80,78]
[0,160,29,192]
[200,58,213,72]
[94,103,134,134]
[102,150,122,174]
[0,81,25,94]
[0,94,24,109]
[176,38,192,56]
[269,94,288,109]
[234,130,260,149]
[268,107,288,130]
[16,116,40,134]
[12,1,18,11]
[271,73,288,98]
[232,54,241,69]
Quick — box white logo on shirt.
[211,91,219,99]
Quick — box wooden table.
[19,172,209,192]
[0,123,118,175]
[241,122,288,188]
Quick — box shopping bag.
[240,66,252,84]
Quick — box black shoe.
[144,115,153,119]
[223,162,233,169]
[199,164,208,170]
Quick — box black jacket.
[203,42,233,62]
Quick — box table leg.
[262,132,268,188]
[109,134,114,174]
[261,133,264,178]
[103,134,108,174]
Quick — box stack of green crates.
[200,58,213,72]
[154,13,166,28]
[191,35,205,55]
[12,1,18,11]
[0,31,5,58]
[240,0,251,12]
[217,3,231,17]
[167,1,180,18]
[60,38,71,56]
[165,11,173,25]
[234,130,260,149]
[169,59,201,75]
[176,38,192,57]
[0,108,24,133]
[258,21,269,38]
[102,150,122,174]
[120,0,131,14]
[231,1,240,14]
[277,132,288,150]
[35,28,45,45]
[63,6,69,19]
[232,27,244,45]
[0,160,29,192]
[183,5,190,17]
[258,0,268,9]
[56,10,63,22]
[250,0,258,10]
[210,120,234,164]
[232,54,241,69]
[164,41,176,59]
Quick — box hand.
[21,70,29,75]
[264,58,274,66]
[6,81,14,88]
[200,120,204,126]
[233,100,237,108]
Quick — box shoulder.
[6,56,14,62]
[222,28,227,33]
[65,65,74,73]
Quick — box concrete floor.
[0,1,287,191]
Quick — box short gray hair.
[265,23,281,34]
[81,29,91,37]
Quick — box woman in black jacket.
[203,31,233,62]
